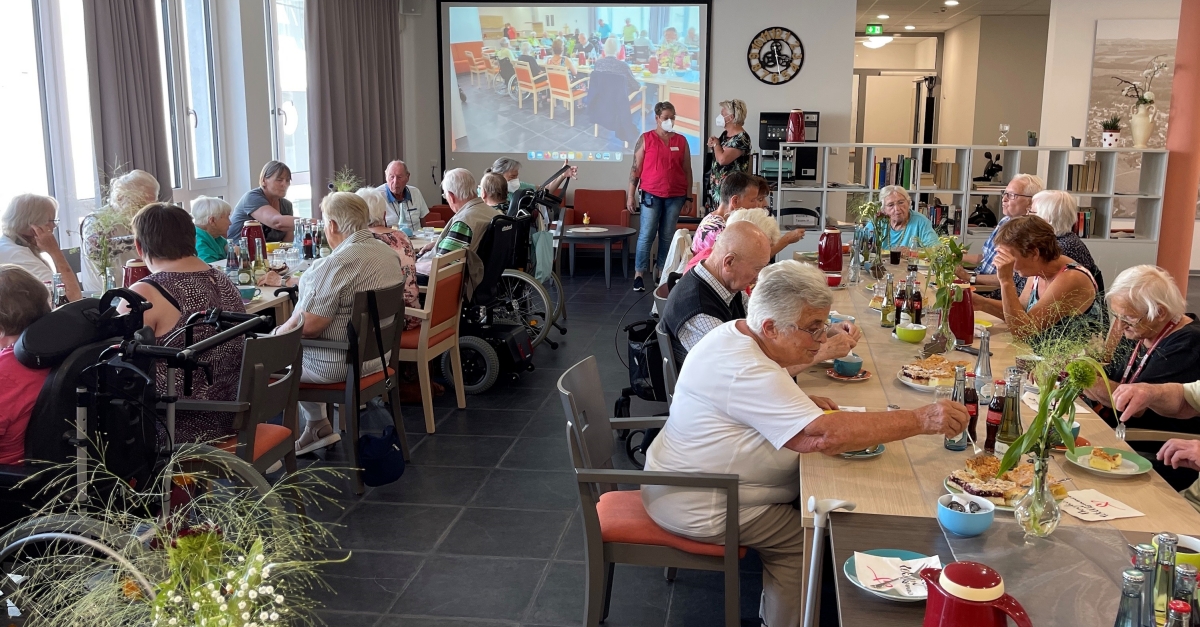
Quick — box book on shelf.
[931,161,961,190]
[871,155,919,189]
[1074,210,1093,238]
[1066,160,1100,193]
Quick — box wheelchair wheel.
[506,75,518,100]
[624,429,660,469]
[443,335,500,395]
[496,270,552,348]
[543,271,566,326]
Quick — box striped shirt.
[295,229,404,381]
[435,219,474,256]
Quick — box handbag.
[356,291,406,487]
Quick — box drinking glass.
[939,386,969,451]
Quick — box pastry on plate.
[966,455,1001,481]
[1089,448,1123,471]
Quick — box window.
[0,0,51,202]
[266,0,312,217]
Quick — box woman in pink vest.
[626,101,693,292]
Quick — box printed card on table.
[1021,391,1092,415]
[1061,489,1144,522]
[853,552,941,597]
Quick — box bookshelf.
[769,142,1168,285]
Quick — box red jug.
[122,259,150,288]
[817,227,842,272]
[241,220,266,263]
[920,562,1031,627]
[785,109,805,143]
[948,283,975,346]
[647,55,659,74]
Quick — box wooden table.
[245,290,291,324]
[796,278,1200,536]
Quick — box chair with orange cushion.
[563,189,629,277]
[398,248,467,434]
[425,204,452,228]
[514,60,550,114]
[175,321,305,481]
[464,50,489,86]
[297,283,411,495]
[546,66,589,126]
[558,356,742,627]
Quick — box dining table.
[792,266,1200,624]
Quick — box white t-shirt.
[642,321,823,538]
[0,235,54,286]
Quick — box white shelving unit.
[770,142,1168,285]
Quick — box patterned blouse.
[80,210,138,292]
[691,213,726,255]
[706,131,751,210]
[370,228,422,330]
[141,268,246,445]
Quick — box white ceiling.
[856,0,1050,33]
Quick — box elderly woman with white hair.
[356,187,420,330]
[81,169,160,291]
[0,193,82,301]
[1023,190,1101,293]
[866,185,939,252]
[487,156,577,205]
[191,196,232,264]
[644,260,968,627]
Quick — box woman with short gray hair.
[191,196,232,264]
[0,193,82,301]
[643,258,968,627]
[81,168,161,291]
[868,185,939,251]
[486,156,577,205]
[1022,190,1101,294]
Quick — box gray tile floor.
[310,256,764,627]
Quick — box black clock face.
[747,27,804,84]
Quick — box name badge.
[670,146,680,152]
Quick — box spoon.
[964,428,983,456]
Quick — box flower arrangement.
[4,444,344,626]
[852,199,888,279]
[1101,115,1122,132]
[328,166,365,193]
[1113,54,1169,107]
[922,236,968,344]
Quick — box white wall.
[914,37,937,69]
[972,15,1048,173]
[401,0,444,203]
[863,75,916,144]
[938,17,980,160]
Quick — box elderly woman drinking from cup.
[865,185,939,254]
[970,215,1104,347]
[0,193,82,301]
[192,196,233,264]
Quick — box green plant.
[1101,115,1122,132]
[921,237,969,338]
[1027,130,1037,139]
[329,166,364,193]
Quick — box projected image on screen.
[446,5,705,160]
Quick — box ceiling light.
[863,36,894,49]
[904,25,916,30]
[877,14,890,19]
[944,0,959,5]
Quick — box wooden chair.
[514,60,549,114]
[464,50,489,86]
[398,249,467,434]
[558,356,743,627]
[296,283,411,495]
[546,66,589,126]
[484,56,501,88]
[175,322,305,477]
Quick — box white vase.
[1130,104,1155,149]
[1101,131,1120,148]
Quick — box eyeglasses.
[1001,192,1033,200]
[794,321,831,341]
[1115,314,1143,326]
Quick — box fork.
[965,429,983,456]
[1115,412,1127,441]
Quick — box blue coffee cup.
[833,353,863,377]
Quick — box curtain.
[306,0,405,216]
[649,7,670,44]
[83,0,172,202]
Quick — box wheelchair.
[0,291,284,623]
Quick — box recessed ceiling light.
[944,0,959,5]
[904,25,916,30]
[863,36,894,48]
[878,14,890,19]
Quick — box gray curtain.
[83,0,172,202]
[306,0,405,216]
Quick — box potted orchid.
[1113,54,1169,148]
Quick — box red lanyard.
[1120,318,1179,384]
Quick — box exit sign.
[865,23,884,35]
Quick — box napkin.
[1061,489,1144,522]
[853,551,941,597]
[838,406,866,412]
[1021,391,1091,416]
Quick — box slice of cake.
[966,455,1001,481]
[1089,448,1122,471]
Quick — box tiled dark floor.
[309,254,764,627]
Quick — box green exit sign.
[865,23,884,35]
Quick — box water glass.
[939,386,969,451]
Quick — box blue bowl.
[937,494,995,537]
[833,354,863,377]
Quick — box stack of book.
[930,161,961,190]
[871,155,918,189]
[1074,210,1094,238]
[1066,160,1101,193]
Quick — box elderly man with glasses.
[643,260,969,627]
[958,173,1044,291]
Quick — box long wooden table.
[796,278,1200,535]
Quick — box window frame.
[264,0,312,218]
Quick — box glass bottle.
[303,222,314,259]
[252,239,268,284]
[104,266,116,292]
[880,274,896,329]
[42,280,54,307]
[1117,570,1148,627]
[1156,533,1180,626]
[237,242,253,286]
[54,283,68,307]
[895,274,910,326]
[964,372,979,444]
[1174,563,1198,625]
[318,222,332,257]
[906,271,923,325]
[226,238,240,272]
[996,372,1024,448]
[944,366,969,451]
[293,218,304,250]
[984,379,1005,455]
[1133,543,1158,627]
[1166,600,1191,627]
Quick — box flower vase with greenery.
[1114,54,1169,148]
[922,236,968,348]
[328,166,365,193]
[997,342,1112,537]
[853,200,888,279]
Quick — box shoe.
[633,276,645,292]
[296,423,341,456]
[265,460,283,474]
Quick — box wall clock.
[747,27,804,84]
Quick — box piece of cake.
[1089,448,1122,471]
[966,455,1001,481]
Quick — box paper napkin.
[853,552,941,597]
[1061,489,1144,522]
[1021,391,1092,415]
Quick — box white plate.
[843,549,931,602]
[895,370,937,393]
[944,475,1071,512]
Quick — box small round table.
[560,225,637,288]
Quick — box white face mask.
[507,178,521,193]
[714,113,726,128]
[661,119,675,133]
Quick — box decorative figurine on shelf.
[973,152,1003,183]
[998,123,1010,146]
[968,197,999,228]
[582,213,591,225]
